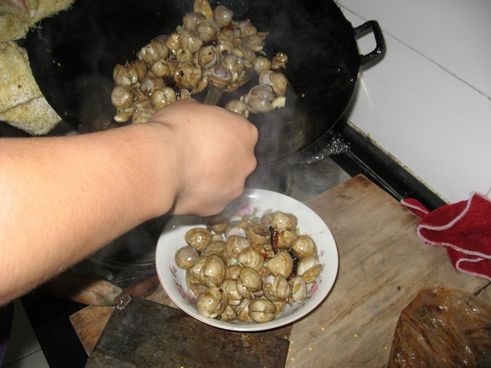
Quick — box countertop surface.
[68,175,491,367]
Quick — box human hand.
[149,99,258,216]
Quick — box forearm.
[0,123,177,304]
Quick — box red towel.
[401,193,491,281]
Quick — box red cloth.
[401,193,491,281]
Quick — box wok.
[25,0,384,164]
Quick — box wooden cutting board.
[70,174,491,367]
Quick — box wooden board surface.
[70,175,491,366]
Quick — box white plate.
[155,188,339,331]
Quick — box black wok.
[25,0,384,163]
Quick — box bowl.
[155,188,339,331]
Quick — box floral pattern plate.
[155,188,338,331]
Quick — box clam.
[191,75,209,94]
[182,12,206,31]
[196,286,228,318]
[200,240,226,258]
[245,85,275,114]
[249,299,276,323]
[221,279,242,306]
[193,0,213,20]
[238,267,262,292]
[150,60,173,78]
[271,52,288,70]
[176,88,192,100]
[113,64,134,86]
[185,227,212,251]
[221,54,245,80]
[289,276,307,303]
[176,48,194,63]
[139,76,164,95]
[237,19,257,37]
[265,252,293,279]
[225,235,250,259]
[278,230,297,249]
[114,106,135,123]
[196,45,221,70]
[111,86,134,109]
[246,223,270,247]
[196,19,219,42]
[206,65,233,89]
[242,32,268,52]
[253,56,271,75]
[213,5,233,27]
[151,87,177,109]
[225,99,249,118]
[226,226,247,238]
[238,247,264,271]
[165,33,181,55]
[273,300,286,316]
[175,245,200,269]
[292,235,317,259]
[206,215,229,234]
[263,275,291,302]
[137,38,169,64]
[225,264,242,280]
[220,305,238,321]
[236,299,253,322]
[271,211,297,232]
[179,30,203,53]
[186,270,208,299]
[132,107,155,124]
[259,70,288,97]
[190,256,207,283]
[203,254,226,287]
[297,256,322,283]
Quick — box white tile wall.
[338,0,491,203]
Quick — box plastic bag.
[388,288,491,368]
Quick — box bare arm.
[0,99,258,304]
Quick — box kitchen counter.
[52,174,490,367]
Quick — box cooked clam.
[111,86,134,109]
[213,5,233,27]
[297,256,322,283]
[196,286,228,318]
[238,267,262,292]
[263,275,291,302]
[140,76,164,95]
[225,235,250,259]
[292,235,317,259]
[289,276,307,303]
[271,211,297,232]
[200,240,226,258]
[132,107,155,124]
[186,270,208,299]
[271,52,288,70]
[185,227,212,251]
[175,245,200,269]
[249,299,276,323]
[237,19,257,37]
[253,56,271,75]
[259,70,288,97]
[179,30,203,53]
[225,264,242,280]
[246,223,270,247]
[221,279,242,306]
[220,305,237,321]
[183,12,206,31]
[265,252,293,279]
[278,230,297,249]
[206,65,233,89]
[165,33,181,55]
[174,62,202,90]
[236,299,253,322]
[176,48,194,64]
[196,19,219,42]
[114,106,135,123]
[203,254,226,287]
[225,99,249,118]
[245,85,275,114]
[196,45,221,70]
[151,87,177,109]
[193,0,213,20]
[238,247,264,271]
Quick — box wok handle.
[354,20,386,66]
